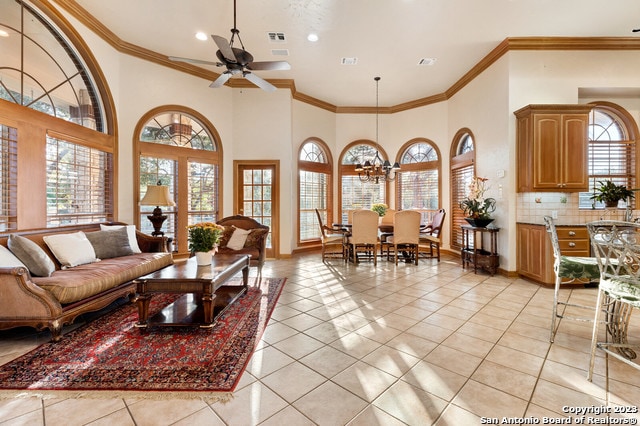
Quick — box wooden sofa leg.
[50,320,63,342]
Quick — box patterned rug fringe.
[0,389,234,403]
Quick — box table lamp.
[140,182,176,236]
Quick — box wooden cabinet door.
[517,224,553,284]
[533,115,562,190]
[561,115,589,190]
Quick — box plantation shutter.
[582,140,636,208]
[451,164,474,250]
[0,124,17,231]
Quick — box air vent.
[341,57,358,65]
[268,32,286,42]
[271,49,289,56]
[418,58,437,66]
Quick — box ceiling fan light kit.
[169,0,290,91]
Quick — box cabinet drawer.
[558,239,590,252]
[556,227,588,239]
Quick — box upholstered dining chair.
[378,208,396,254]
[418,209,446,261]
[543,215,600,343]
[315,209,346,262]
[384,210,421,265]
[345,209,380,265]
[586,220,640,381]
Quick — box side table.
[461,225,500,276]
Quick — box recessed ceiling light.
[307,33,319,42]
[0,29,9,38]
[195,32,208,41]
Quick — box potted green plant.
[590,180,636,208]
[371,203,388,217]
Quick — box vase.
[195,251,212,266]
[465,218,494,228]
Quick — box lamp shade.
[140,185,176,207]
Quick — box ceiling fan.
[168,0,290,92]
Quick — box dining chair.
[544,215,600,343]
[378,208,396,255]
[418,209,446,261]
[384,210,421,265]
[586,220,640,381]
[315,209,346,262]
[345,209,380,265]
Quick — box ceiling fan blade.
[209,72,232,88]
[212,35,237,63]
[244,72,276,92]
[168,56,221,67]
[247,60,291,71]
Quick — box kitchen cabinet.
[517,223,590,285]
[515,104,592,192]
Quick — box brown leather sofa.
[216,215,269,281]
[0,222,172,341]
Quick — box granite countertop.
[517,221,585,227]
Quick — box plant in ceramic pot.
[371,203,388,217]
[459,176,496,227]
[590,180,636,208]
[187,222,225,265]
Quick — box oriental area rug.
[0,277,286,401]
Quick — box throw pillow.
[43,231,98,268]
[218,225,235,247]
[7,234,56,277]
[85,227,134,259]
[100,224,141,253]
[226,226,251,250]
[245,228,269,249]
[0,245,27,268]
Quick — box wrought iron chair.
[345,209,379,265]
[543,216,600,342]
[418,209,446,261]
[586,220,640,381]
[384,210,421,265]
[315,209,346,262]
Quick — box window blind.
[451,165,474,250]
[0,124,17,231]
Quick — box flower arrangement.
[187,222,225,253]
[459,176,496,219]
[371,203,388,217]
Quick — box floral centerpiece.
[459,176,496,227]
[371,203,388,217]
[188,222,225,264]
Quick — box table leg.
[200,291,216,327]
[242,265,249,289]
[135,293,151,327]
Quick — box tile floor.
[0,252,639,425]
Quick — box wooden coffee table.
[133,254,250,328]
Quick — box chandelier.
[355,76,400,183]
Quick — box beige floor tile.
[0,409,44,426]
[401,360,468,401]
[299,345,358,378]
[261,322,300,345]
[293,381,368,426]
[361,344,421,378]
[497,329,551,358]
[434,403,482,426]
[405,321,454,343]
[165,406,225,426]
[530,379,606,416]
[347,405,406,426]
[260,361,327,403]
[471,360,538,401]
[424,344,483,377]
[259,405,316,425]
[332,361,398,402]
[0,398,42,423]
[486,344,545,377]
[279,312,325,332]
[245,345,295,379]
[373,380,448,426]
[384,332,438,358]
[44,398,130,426]
[442,331,495,358]
[271,332,325,359]
[452,379,528,418]
[210,381,288,425]
[329,331,382,359]
[457,321,505,343]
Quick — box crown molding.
[50,1,640,114]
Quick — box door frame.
[233,160,279,259]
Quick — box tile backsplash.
[516,192,635,225]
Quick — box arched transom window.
[396,139,440,223]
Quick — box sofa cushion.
[100,224,142,253]
[7,234,56,277]
[43,232,98,268]
[0,245,27,268]
[245,228,269,249]
[32,252,173,304]
[86,228,134,259]
[227,226,251,250]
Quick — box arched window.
[395,139,441,223]
[580,103,637,209]
[0,0,114,229]
[135,107,221,255]
[298,138,333,244]
[338,141,388,223]
[450,129,475,250]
